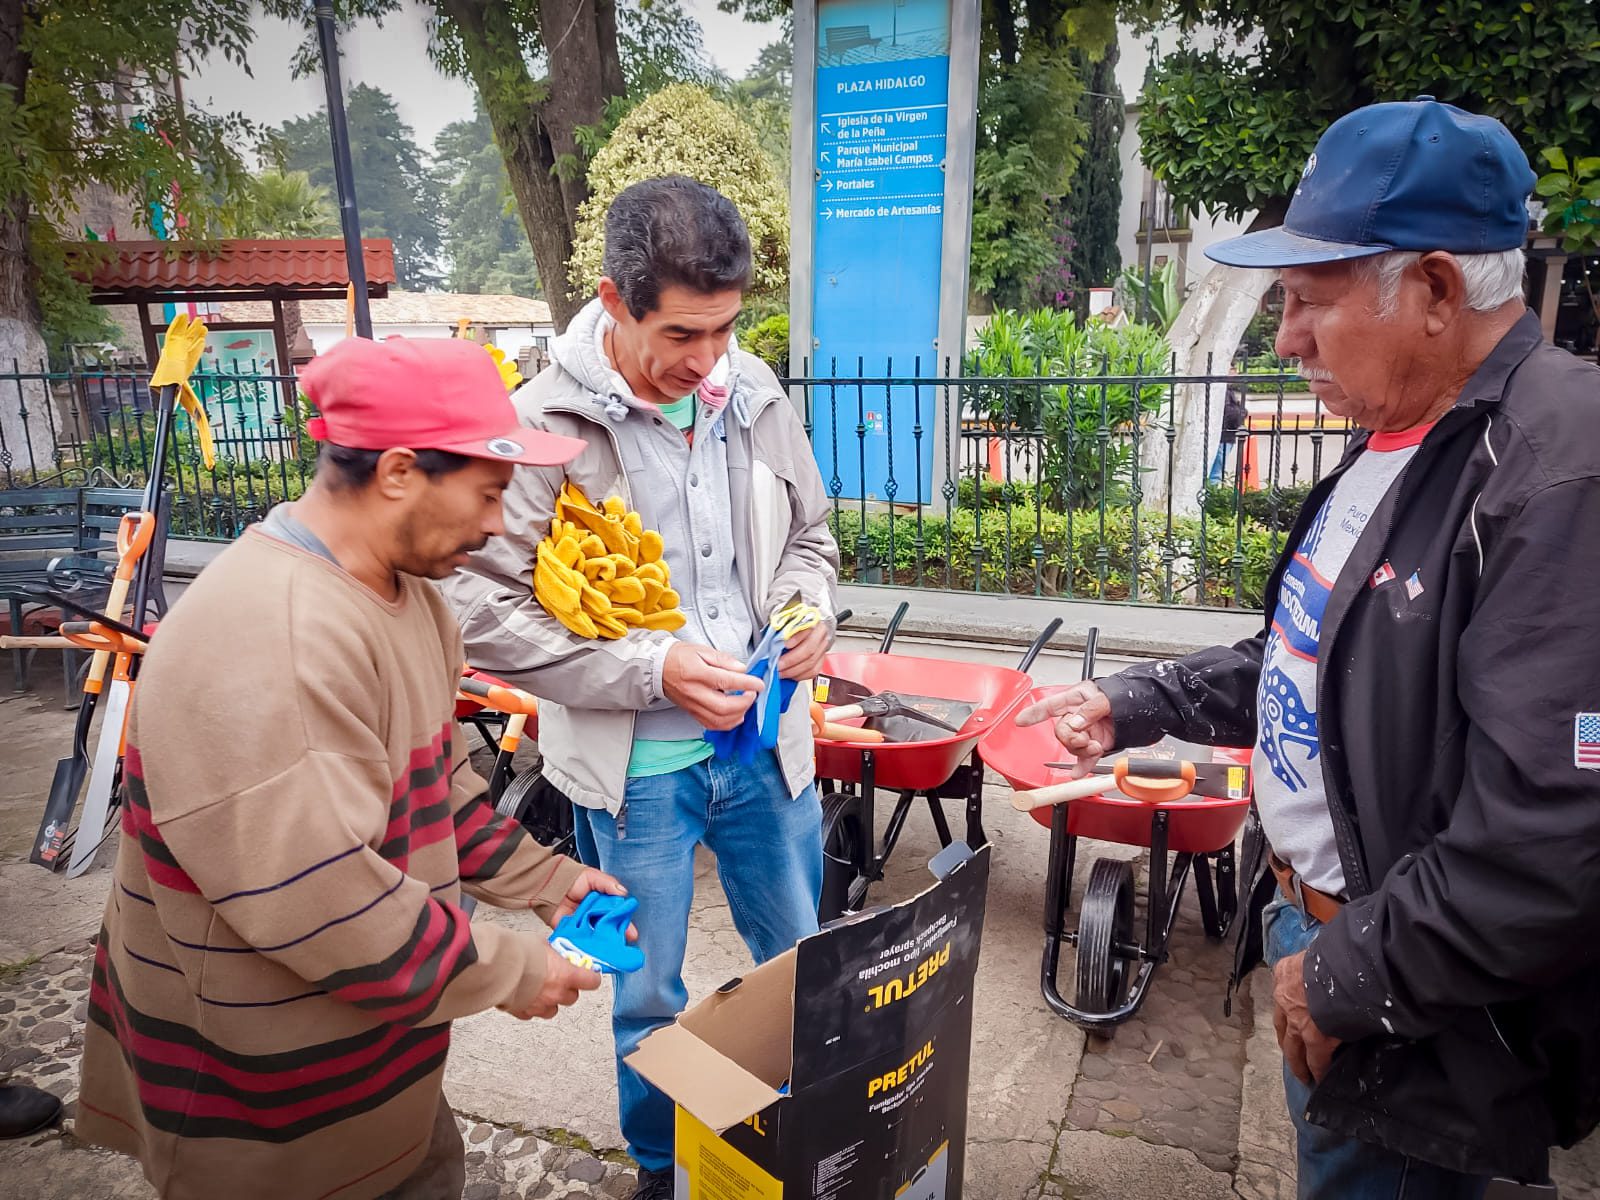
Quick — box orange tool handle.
[457,674,540,717]
[1112,757,1197,804]
[86,511,156,694]
[59,620,149,658]
[810,702,887,744]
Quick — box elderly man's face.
[1276,261,1432,432]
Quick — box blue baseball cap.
[1206,98,1536,268]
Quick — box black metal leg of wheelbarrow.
[1215,843,1238,933]
[1038,805,1078,1017]
[1192,852,1222,940]
[924,791,954,847]
[963,749,987,848]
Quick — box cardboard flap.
[626,1022,782,1132]
[677,951,796,1087]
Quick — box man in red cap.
[76,336,622,1200]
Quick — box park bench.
[825,24,882,58]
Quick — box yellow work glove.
[532,483,685,640]
[482,343,523,392]
[150,314,215,470]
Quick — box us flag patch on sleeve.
[1576,713,1600,771]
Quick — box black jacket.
[1101,314,1600,1181]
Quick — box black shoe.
[630,1166,673,1200]
[0,1084,63,1139]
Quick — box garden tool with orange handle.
[38,314,207,875]
[1010,757,1221,813]
[30,511,154,869]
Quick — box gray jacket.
[442,301,840,814]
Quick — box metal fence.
[1,357,1350,610]
[0,362,312,540]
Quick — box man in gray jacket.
[443,176,838,1199]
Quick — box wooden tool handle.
[1010,773,1121,811]
[818,722,886,743]
[823,703,866,721]
[0,635,76,650]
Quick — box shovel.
[29,511,155,868]
[63,513,157,878]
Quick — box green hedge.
[829,503,1282,609]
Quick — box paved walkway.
[4,648,1599,1197]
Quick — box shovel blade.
[30,754,87,869]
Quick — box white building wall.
[305,322,557,357]
[1112,23,1257,287]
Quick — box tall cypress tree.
[1062,38,1125,307]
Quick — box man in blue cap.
[1019,98,1600,1196]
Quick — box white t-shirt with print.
[1252,428,1428,896]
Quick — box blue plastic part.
[548,892,645,975]
[705,623,801,763]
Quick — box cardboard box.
[627,844,991,1200]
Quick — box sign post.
[791,0,980,505]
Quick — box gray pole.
[1137,38,1158,326]
[314,0,373,339]
[788,0,818,393]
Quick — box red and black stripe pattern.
[88,940,450,1143]
[378,728,455,871]
[121,747,200,895]
[313,897,477,1026]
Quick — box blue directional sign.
[811,0,952,503]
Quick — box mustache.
[1297,364,1336,382]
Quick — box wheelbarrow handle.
[457,674,540,717]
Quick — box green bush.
[1204,481,1315,526]
[742,313,789,376]
[1240,351,1308,393]
[964,309,1170,512]
[829,502,1280,609]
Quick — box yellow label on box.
[675,1106,783,1199]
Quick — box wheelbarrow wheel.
[499,764,575,858]
[820,790,870,924]
[1076,857,1136,1017]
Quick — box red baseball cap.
[299,336,585,467]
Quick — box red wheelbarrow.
[813,602,1051,921]
[980,629,1253,1033]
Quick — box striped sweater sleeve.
[447,738,585,915]
[153,748,556,1027]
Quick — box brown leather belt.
[1269,852,1345,924]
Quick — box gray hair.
[1362,249,1526,318]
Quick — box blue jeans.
[1263,897,1491,1200]
[571,750,823,1172]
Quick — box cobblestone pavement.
[1059,849,1251,1175]
[0,943,640,1199]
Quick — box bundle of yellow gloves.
[533,484,687,639]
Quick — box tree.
[235,169,336,239]
[1135,0,1600,517]
[1061,39,1125,300]
[0,0,270,476]
[435,104,541,297]
[1141,0,1600,227]
[227,169,337,363]
[278,84,443,291]
[424,0,716,329]
[726,39,791,185]
[569,84,788,303]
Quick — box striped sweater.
[77,530,583,1200]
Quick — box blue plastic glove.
[705,624,801,763]
[548,892,645,975]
